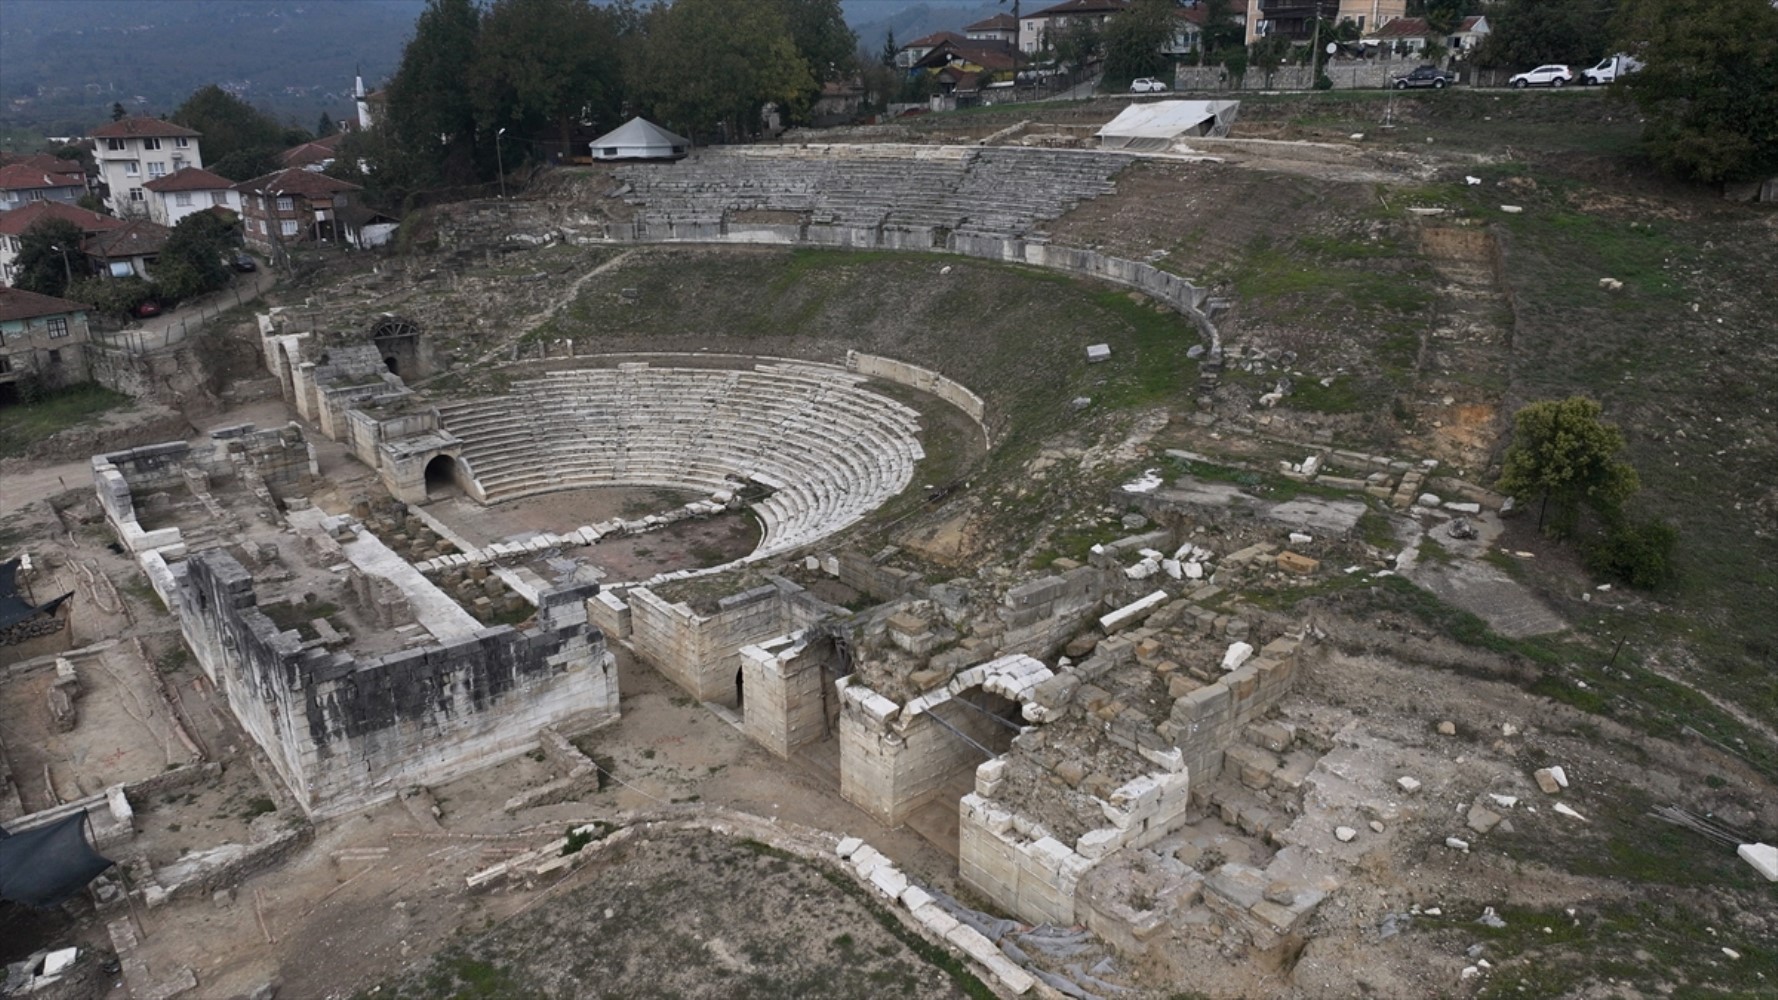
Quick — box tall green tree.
[472,0,624,155]
[1200,0,1244,63]
[11,219,87,298]
[1418,0,1466,63]
[316,111,335,136]
[153,211,234,302]
[384,0,484,186]
[171,85,286,171]
[109,102,127,121]
[773,0,856,83]
[1474,0,1613,70]
[1497,397,1641,538]
[629,0,816,139]
[1613,0,1778,185]
[881,29,898,69]
[1102,0,1173,85]
[1049,18,1102,72]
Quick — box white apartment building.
[89,116,203,218]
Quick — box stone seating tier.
[614,144,1132,240]
[434,363,924,556]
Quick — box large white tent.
[589,117,691,161]
[1096,100,1240,151]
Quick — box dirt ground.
[425,486,762,583]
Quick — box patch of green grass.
[1288,374,1383,414]
[0,382,132,457]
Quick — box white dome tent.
[589,117,691,162]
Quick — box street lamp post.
[496,128,507,200]
[48,243,72,288]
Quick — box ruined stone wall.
[624,581,829,702]
[832,550,924,602]
[997,564,1112,658]
[739,634,839,758]
[844,351,989,447]
[1163,635,1305,784]
[175,550,618,817]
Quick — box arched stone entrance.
[424,454,461,499]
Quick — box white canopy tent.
[589,117,691,161]
[1096,100,1241,151]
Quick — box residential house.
[90,117,204,218]
[965,13,1019,46]
[0,287,94,397]
[280,132,347,173]
[896,31,968,69]
[1337,0,1405,35]
[81,219,170,280]
[1019,0,1130,56]
[1245,0,1339,44]
[142,166,240,228]
[0,202,123,288]
[812,80,867,125]
[0,155,88,213]
[1365,15,1490,57]
[1166,1,1248,55]
[235,168,362,251]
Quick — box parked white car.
[1509,64,1574,88]
[1129,77,1169,94]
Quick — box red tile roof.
[966,13,1018,31]
[279,133,346,169]
[915,40,1018,73]
[0,162,86,192]
[235,167,361,198]
[1026,0,1129,19]
[142,166,236,193]
[0,286,91,323]
[0,201,123,237]
[1369,15,1486,39]
[81,218,170,259]
[903,31,967,50]
[89,116,202,140]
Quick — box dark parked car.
[1393,65,1455,90]
[230,251,257,272]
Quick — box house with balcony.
[142,166,240,228]
[0,155,88,213]
[965,13,1019,46]
[1019,0,1130,56]
[0,202,123,288]
[90,117,203,218]
[235,168,362,252]
[0,287,93,400]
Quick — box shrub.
[1585,517,1679,589]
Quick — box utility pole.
[496,128,507,200]
[48,243,72,289]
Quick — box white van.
[1582,54,1644,85]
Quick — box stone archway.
[424,454,461,499]
[371,315,424,380]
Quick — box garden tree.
[152,211,234,302]
[1199,0,1245,62]
[383,0,484,187]
[171,85,286,174]
[773,0,856,83]
[1497,397,1640,538]
[109,102,127,121]
[471,0,624,155]
[10,219,88,298]
[1101,0,1173,85]
[1613,0,1778,185]
[316,111,334,136]
[1416,0,1465,63]
[209,147,284,182]
[1474,0,1612,70]
[1050,18,1102,72]
[628,0,815,139]
[881,29,897,69]
[64,275,153,317]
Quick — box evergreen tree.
[317,111,335,136]
[110,102,127,121]
[882,29,898,69]
[171,85,287,177]
[472,0,623,155]
[1102,0,1173,85]
[628,0,816,139]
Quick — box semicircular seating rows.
[612,145,1132,237]
[433,363,924,558]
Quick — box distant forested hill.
[0,0,423,139]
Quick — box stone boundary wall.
[844,351,990,447]
[622,577,835,703]
[997,563,1112,658]
[1175,62,1403,92]
[175,547,618,817]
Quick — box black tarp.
[0,813,115,908]
[0,557,71,632]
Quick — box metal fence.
[91,281,258,354]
